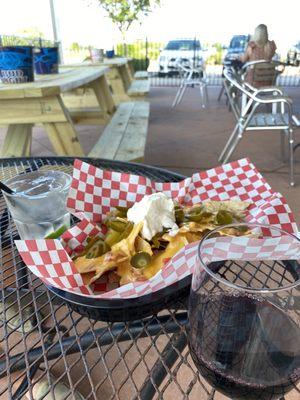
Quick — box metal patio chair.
[241,59,285,87]
[172,58,208,108]
[218,67,297,186]
[219,60,285,117]
[240,60,286,112]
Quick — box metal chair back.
[172,58,208,108]
[242,60,285,87]
[219,67,296,186]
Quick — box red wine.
[188,292,300,400]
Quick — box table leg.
[91,75,116,116]
[44,96,84,156]
[106,67,126,96]
[1,124,33,157]
[44,122,84,156]
[119,64,132,91]
[43,122,69,155]
[127,59,135,81]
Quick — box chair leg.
[222,128,243,164]
[176,83,187,106]
[199,85,205,109]
[218,123,240,163]
[172,84,184,108]
[280,130,287,161]
[289,128,295,186]
[205,85,209,105]
[217,84,224,101]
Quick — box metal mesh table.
[0,157,299,400]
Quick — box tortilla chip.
[75,252,127,283]
[117,260,146,286]
[111,222,143,258]
[74,222,143,284]
[201,200,250,218]
[135,235,153,255]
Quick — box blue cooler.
[0,46,34,83]
[34,47,59,74]
[106,50,115,59]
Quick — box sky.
[0,0,299,54]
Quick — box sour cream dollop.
[127,192,178,240]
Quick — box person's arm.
[240,45,251,63]
[271,40,277,58]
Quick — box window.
[165,40,201,51]
[229,36,248,49]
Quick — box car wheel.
[158,72,166,77]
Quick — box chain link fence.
[0,34,54,47]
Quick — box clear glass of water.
[2,170,72,239]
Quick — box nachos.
[74,193,250,286]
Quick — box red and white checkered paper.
[15,158,299,299]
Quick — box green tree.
[96,0,160,53]
[70,42,81,52]
[15,27,51,46]
[17,27,45,39]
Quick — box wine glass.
[188,223,300,400]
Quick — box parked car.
[287,42,300,66]
[158,39,204,76]
[223,35,250,68]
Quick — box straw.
[0,181,15,195]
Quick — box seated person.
[240,24,277,87]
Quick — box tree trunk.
[121,32,127,57]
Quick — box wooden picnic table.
[62,57,149,104]
[0,66,115,157]
[62,58,132,101]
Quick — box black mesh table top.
[0,157,299,400]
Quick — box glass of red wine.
[188,223,300,400]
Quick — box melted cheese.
[142,235,188,279]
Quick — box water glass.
[2,170,72,239]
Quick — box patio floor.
[1,84,299,224]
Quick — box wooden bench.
[127,79,150,100]
[88,101,150,162]
[134,71,149,80]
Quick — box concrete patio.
[1,84,299,224]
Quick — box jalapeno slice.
[105,230,122,247]
[216,210,233,225]
[151,234,161,249]
[86,238,110,259]
[186,212,204,222]
[106,218,127,232]
[115,206,129,218]
[175,207,185,224]
[118,222,133,240]
[130,252,151,269]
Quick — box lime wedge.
[45,225,68,239]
